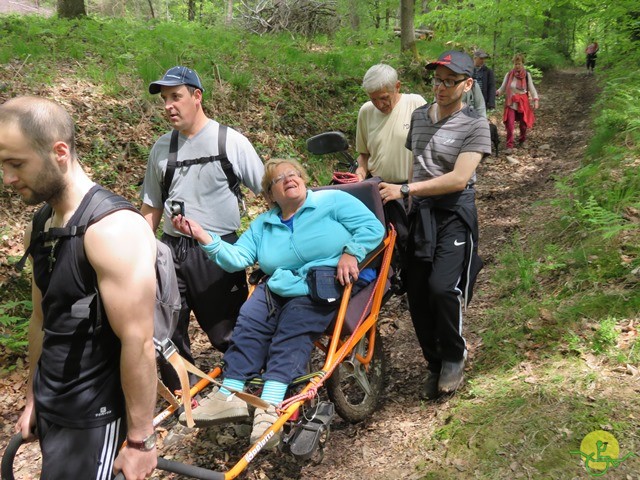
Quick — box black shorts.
[37,415,125,480]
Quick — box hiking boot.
[438,357,466,395]
[504,147,514,155]
[420,370,441,400]
[250,405,281,450]
[179,388,249,427]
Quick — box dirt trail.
[0,0,51,15]
[0,69,599,479]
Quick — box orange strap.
[165,351,271,412]
[157,378,180,410]
[166,349,195,427]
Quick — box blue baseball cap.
[149,66,204,94]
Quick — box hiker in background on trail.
[141,66,265,392]
[378,51,490,400]
[585,41,599,74]
[496,53,540,155]
[472,49,496,110]
[355,64,426,291]
[2,96,157,480]
[170,158,384,449]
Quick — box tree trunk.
[188,0,195,21]
[349,0,359,29]
[400,0,418,59]
[373,0,381,29]
[57,0,86,18]
[225,0,233,25]
[147,0,155,18]
[541,9,551,39]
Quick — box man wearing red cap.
[379,50,491,400]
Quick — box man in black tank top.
[0,97,158,480]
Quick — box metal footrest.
[284,401,335,461]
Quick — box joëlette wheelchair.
[1,137,398,480]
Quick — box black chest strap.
[161,125,245,211]
[16,187,136,271]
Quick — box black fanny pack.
[307,267,343,304]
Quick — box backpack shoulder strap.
[44,187,136,241]
[16,203,53,271]
[216,124,245,211]
[162,129,180,204]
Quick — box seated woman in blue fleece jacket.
[171,157,385,448]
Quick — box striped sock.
[220,378,245,397]
[261,380,288,405]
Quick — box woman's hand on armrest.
[336,252,359,286]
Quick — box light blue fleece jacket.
[200,189,385,297]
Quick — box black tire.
[326,330,386,423]
[1,433,23,480]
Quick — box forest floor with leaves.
[1,68,638,479]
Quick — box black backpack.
[17,186,181,354]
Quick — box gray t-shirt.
[406,103,491,189]
[142,120,264,236]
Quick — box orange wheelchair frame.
[1,180,397,480]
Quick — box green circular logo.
[579,430,620,472]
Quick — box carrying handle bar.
[2,433,223,480]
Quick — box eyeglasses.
[432,77,468,88]
[270,169,301,188]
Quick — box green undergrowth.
[415,54,640,479]
[417,358,640,478]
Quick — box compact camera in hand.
[169,200,185,217]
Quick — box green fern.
[0,300,32,355]
[573,196,630,238]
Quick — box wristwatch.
[400,184,411,198]
[126,432,157,451]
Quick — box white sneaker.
[250,405,280,449]
[179,388,249,427]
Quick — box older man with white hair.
[355,64,426,184]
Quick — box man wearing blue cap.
[141,66,264,393]
[379,51,491,400]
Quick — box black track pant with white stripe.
[406,212,470,372]
[37,415,125,480]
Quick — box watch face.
[401,184,410,196]
[144,433,157,450]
